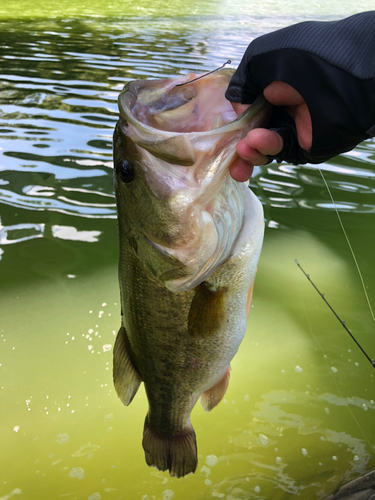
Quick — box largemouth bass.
[113,69,270,477]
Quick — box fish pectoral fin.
[188,282,228,338]
[143,417,197,478]
[113,326,142,406]
[201,366,231,412]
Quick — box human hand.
[225,12,375,182]
[230,81,312,182]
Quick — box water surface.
[1,1,374,499]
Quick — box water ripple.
[1,15,374,245]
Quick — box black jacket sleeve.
[225,11,375,165]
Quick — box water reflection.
[1,16,375,238]
[0,222,45,244]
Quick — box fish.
[112,68,271,478]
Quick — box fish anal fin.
[188,282,227,338]
[201,366,231,412]
[113,326,142,406]
[143,417,197,478]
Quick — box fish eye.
[118,160,134,184]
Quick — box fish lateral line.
[175,60,232,87]
[295,259,375,369]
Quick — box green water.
[0,1,374,499]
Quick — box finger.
[288,102,312,150]
[236,137,269,165]
[229,157,254,182]
[264,81,312,151]
[246,128,284,156]
[263,81,304,106]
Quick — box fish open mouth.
[118,70,271,166]
[131,70,239,134]
[116,70,270,292]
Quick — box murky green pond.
[1,1,374,499]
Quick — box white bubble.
[259,434,268,446]
[332,456,337,461]
[13,425,20,433]
[301,448,308,456]
[162,490,174,500]
[88,493,101,500]
[331,366,338,373]
[205,454,218,467]
[5,489,22,497]
[200,465,211,477]
[353,455,360,461]
[294,365,303,373]
[244,394,249,402]
[68,467,85,479]
[102,303,107,307]
[362,403,368,411]
[72,443,100,457]
[88,345,93,351]
[254,486,261,493]
[56,433,69,444]
[102,344,112,352]
[275,457,282,464]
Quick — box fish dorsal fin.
[136,134,196,166]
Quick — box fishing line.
[295,259,375,368]
[319,168,375,324]
[175,60,232,87]
[293,168,375,460]
[294,274,375,459]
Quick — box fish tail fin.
[201,365,231,412]
[142,417,197,478]
[113,326,142,405]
